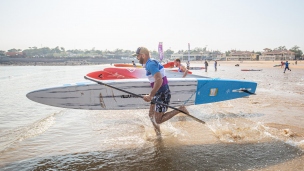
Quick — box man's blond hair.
[139,47,150,57]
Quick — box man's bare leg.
[149,104,161,136]
[154,105,189,124]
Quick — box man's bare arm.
[181,66,188,78]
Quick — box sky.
[1,0,303,53]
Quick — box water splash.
[207,118,268,143]
[206,115,304,151]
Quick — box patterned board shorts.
[151,84,171,113]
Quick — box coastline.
[0,57,135,66]
[1,57,303,69]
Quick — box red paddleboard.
[86,68,146,80]
[86,70,136,80]
[114,63,143,68]
[241,69,262,71]
[114,62,175,68]
[86,67,194,80]
[163,61,175,68]
[114,61,203,71]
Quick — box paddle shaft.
[240,89,255,95]
[84,76,205,124]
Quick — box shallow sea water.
[0,62,303,170]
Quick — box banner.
[187,43,190,69]
[158,42,164,61]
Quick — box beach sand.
[191,60,304,69]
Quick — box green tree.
[289,45,303,59]
[164,49,174,58]
[192,47,203,53]
[150,50,158,56]
[95,50,103,55]
[61,47,65,52]
[0,50,5,56]
[114,48,124,54]
[275,46,287,50]
[255,51,262,55]
[41,47,51,55]
[85,50,91,54]
[8,48,19,52]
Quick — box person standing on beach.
[132,47,189,136]
[204,60,208,72]
[214,60,217,71]
[186,60,190,70]
[132,61,136,67]
[284,61,291,73]
[174,58,189,78]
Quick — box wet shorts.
[151,84,171,113]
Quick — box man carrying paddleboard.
[132,47,189,136]
[174,58,189,78]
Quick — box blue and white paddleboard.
[26,77,257,110]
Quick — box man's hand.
[143,95,152,102]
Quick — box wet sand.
[190,60,304,170]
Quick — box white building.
[171,51,223,61]
[259,48,295,61]
[226,50,256,61]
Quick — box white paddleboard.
[26,78,257,110]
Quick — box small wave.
[100,135,146,147]
[261,123,304,151]
[0,110,64,153]
[207,117,304,151]
[207,119,269,143]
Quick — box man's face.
[137,54,144,65]
[174,60,179,67]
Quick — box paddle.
[240,89,256,95]
[84,76,205,124]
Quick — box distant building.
[6,52,25,58]
[259,48,295,61]
[226,50,256,61]
[171,51,223,61]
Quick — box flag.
[158,42,164,61]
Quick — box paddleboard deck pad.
[26,77,257,110]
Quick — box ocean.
[0,63,303,170]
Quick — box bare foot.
[154,128,161,137]
[150,116,161,136]
[178,105,189,114]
